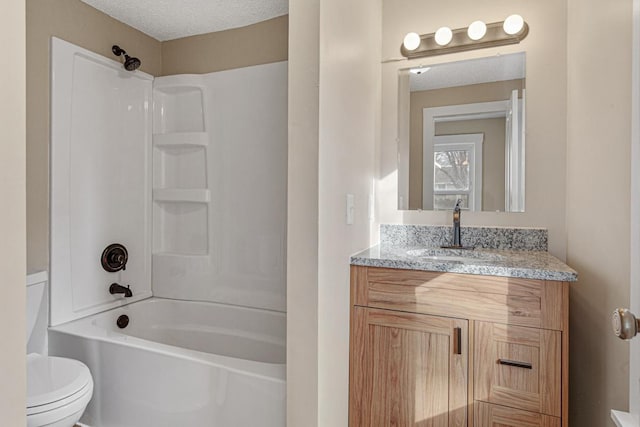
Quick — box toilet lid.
[27,354,92,409]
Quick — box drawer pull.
[453,327,462,355]
[498,359,532,369]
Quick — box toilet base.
[28,410,82,427]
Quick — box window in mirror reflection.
[433,134,482,210]
[397,52,526,212]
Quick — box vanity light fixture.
[400,15,529,59]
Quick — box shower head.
[124,55,141,71]
[112,45,141,71]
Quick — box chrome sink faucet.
[453,199,462,247]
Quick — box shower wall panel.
[50,38,153,326]
[152,62,287,312]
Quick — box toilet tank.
[26,271,48,354]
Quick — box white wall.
[566,0,632,425]
[317,0,381,425]
[286,0,320,424]
[287,0,381,425]
[0,0,26,423]
[630,0,640,417]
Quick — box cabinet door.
[349,307,468,427]
[475,322,561,417]
[475,402,560,427]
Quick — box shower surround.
[152,67,287,312]
[49,38,287,426]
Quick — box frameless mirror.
[397,52,526,212]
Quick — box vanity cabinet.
[349,265,570,427]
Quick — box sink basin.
[405,248,505,263]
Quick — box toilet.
[27,272,93,427]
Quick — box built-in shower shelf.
[153,132,208,148]
[153,189,210,203]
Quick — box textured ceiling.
[81,0,289,41]
[409,53,526,92]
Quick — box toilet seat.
[27,354,93,416]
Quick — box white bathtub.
[48,298,286,427]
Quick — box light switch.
[346,194,355,225]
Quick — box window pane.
[434,149,470,191]
[434,194,469,211]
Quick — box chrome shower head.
[112,45,141,71]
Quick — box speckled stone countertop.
[351,245,577,282]
[351,225,577,282]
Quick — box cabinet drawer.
[474,322,561,417]
[351,266,565,330]
[475,402,560,427]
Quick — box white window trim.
[433,134,484,211]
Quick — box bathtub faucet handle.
[109,283,133,298]
[101,243,128,272]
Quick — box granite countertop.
[350,244,578,282]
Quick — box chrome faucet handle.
[454,199,463,210]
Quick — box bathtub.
[48,298,286,427]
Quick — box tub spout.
[109,283,132,298]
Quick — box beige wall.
[435,118,506,211]
[0,0,27,423]
[286,0,381,425]
[26,0,162,271]
[162,15,288,75]
[286,0,319,425]
[566,0,632,425]
[380,0,568,258]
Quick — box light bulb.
[467,20,487,41]
[503,14,524,35]
[403,32,421,51]
[434,27,453,46]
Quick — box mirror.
[397,52,526,212]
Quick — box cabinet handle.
[453,327,462,355]
[497,359,532,369]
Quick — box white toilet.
[27,272,94,427]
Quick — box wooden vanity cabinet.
[349,265,570,427]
